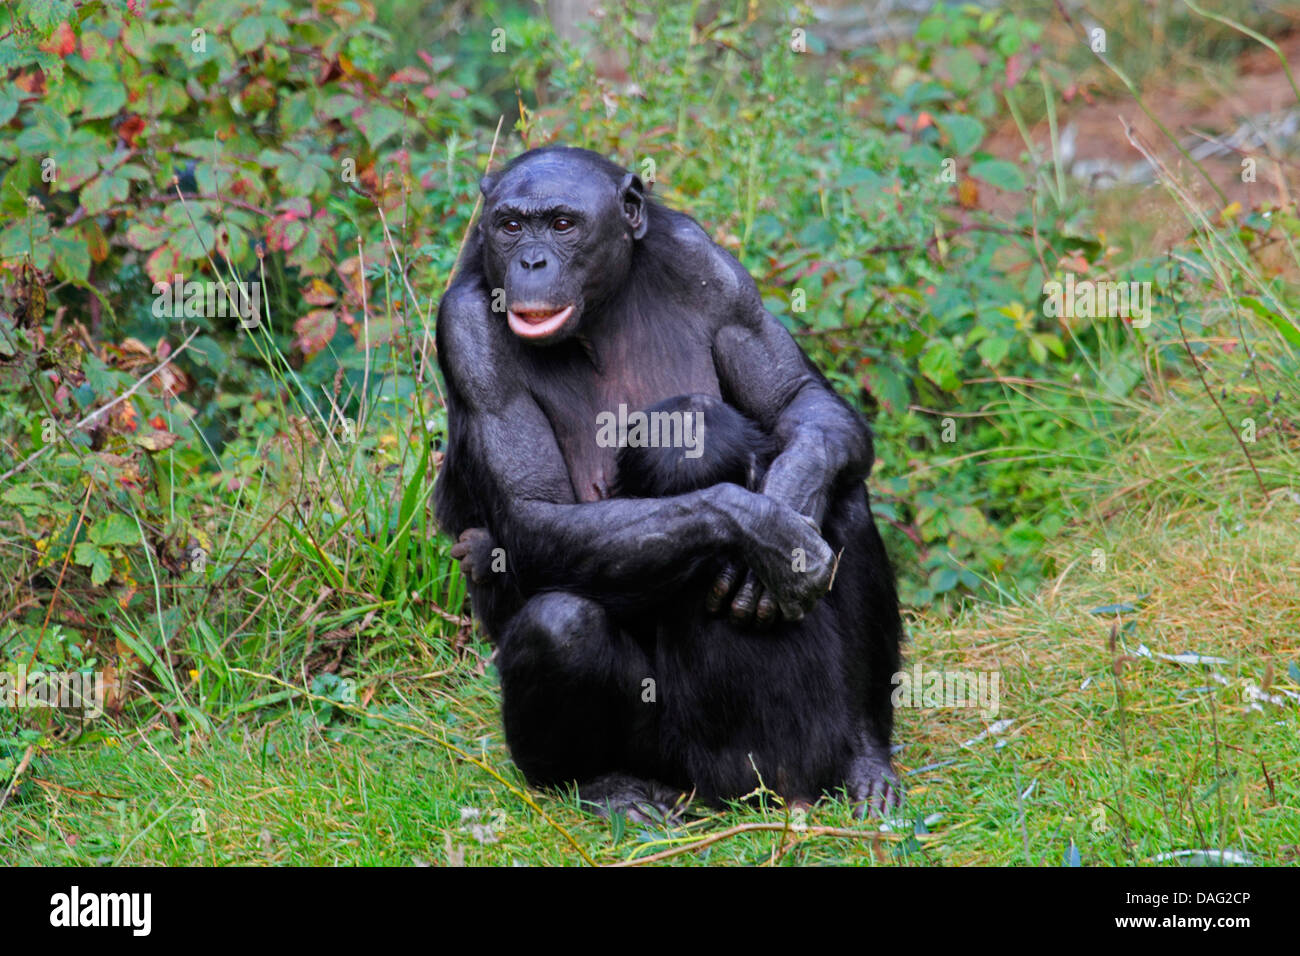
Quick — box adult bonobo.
[435,146,903,818]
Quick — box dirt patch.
[982,30,1300,262]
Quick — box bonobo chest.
[523,317,722,502]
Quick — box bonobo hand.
[708,485,833,625]
[450,527,498,585]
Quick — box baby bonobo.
[611,394,778,500]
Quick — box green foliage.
[0,0,1296,745]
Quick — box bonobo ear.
[619,172,648,240]
[479,173,495,199]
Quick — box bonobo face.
[479,151,646,345]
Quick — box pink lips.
[507,304,574,340]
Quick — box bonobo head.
[477,147,648,345]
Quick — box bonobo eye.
[502,220,522,235]
[552,217,574,233]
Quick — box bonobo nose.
[520,250,547,270]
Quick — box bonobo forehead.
[489,153,617,215]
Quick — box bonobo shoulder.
[662,212,763,319]
[436,280,511,408]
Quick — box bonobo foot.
[848,739,903,819]
[578,774,688,825]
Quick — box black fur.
[435,146,903,815]
[612,393,777,498]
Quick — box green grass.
[5,433,1295,866]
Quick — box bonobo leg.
[494,591,682,817]
[828,488,905,817]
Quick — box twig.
[1176,315,1268,497]
[0,745,35,811]
[609,821,906,866]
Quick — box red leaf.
[1004,54,1027,89]
[117,113,146,148]
[294,310,337,357]
[301,279,337,306]
[40,22,76,58]
[145,246,182,285]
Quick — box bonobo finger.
[776,599,807,623]
[450,540,472,560]
[754,588,780,628]
[706,562,742,614]
[729,571,761,623]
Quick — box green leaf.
[1240,296,1300,348]
[231,18,267,53]
[51,233,90,281]
[1036,332,1066,358]
[274,153,331,197]
[27,0,75,34]
[378,436,431,599]
[0,85,21,126]
[359,105,405,148]
[136,75,189,116]
[51,131,106,190]
[900,143,943,170]
[949,506,989,539]
[947,49,981,92]
[969,158,1026,192]
[15,105,71,152]
[81,82,127,121]
[91,513,139,547]
[82,169,132,214]
[2,485,50,507]
[916,16,946,44]
[281,90,317,133]
[1089,602,1137,615]
[919,339,963,391]
[73,541,111,584]
[976,336,1010,365]
[126,219,168,251]
[937,114,985,156]
[89,551,112,586]
[168,218,218,260]
[929,567,959,593]
[864,365,910,414]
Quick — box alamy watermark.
[1042,274,1152,328]
[50,887,150,936]
[1,665,104,718]
[891,663,1000,718]
[595,403,704,458]
[152,273,261,328]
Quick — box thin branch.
[609,820,907,866]
[1176,316,1268,497]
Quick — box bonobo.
[435,146,903,818]
[611,393,777,500]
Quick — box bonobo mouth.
[507,304,575,341]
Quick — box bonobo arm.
[437,284,832,618]
[691,236,873,624]
[707,247,874,529]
